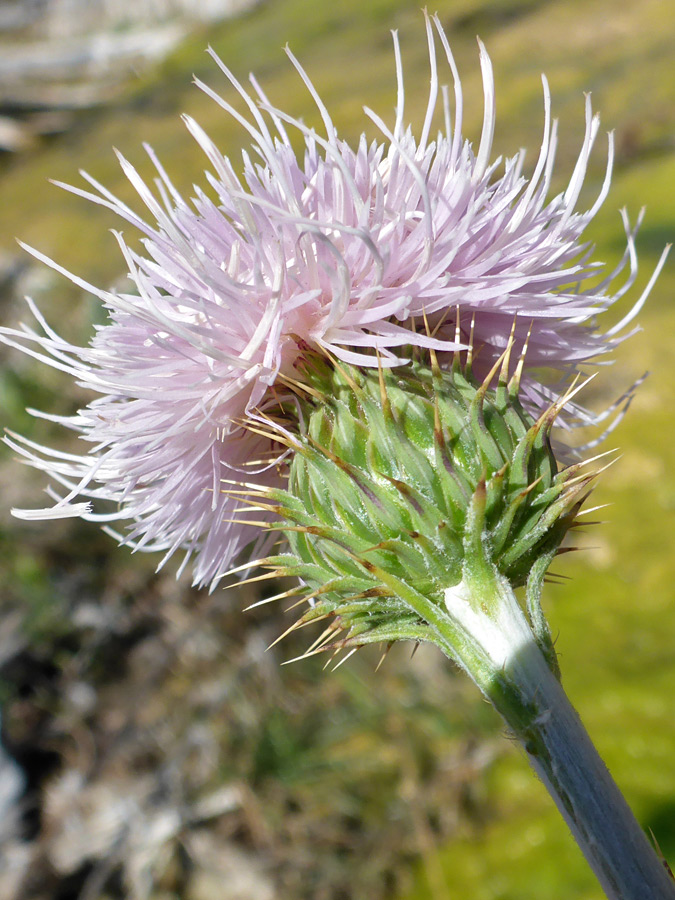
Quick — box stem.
[439,576,675,900]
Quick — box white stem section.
[443,578,675,900]
[444,576,534,671]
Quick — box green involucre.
[265,354,593,656]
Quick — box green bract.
[257,350,597,665]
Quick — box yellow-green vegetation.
[0,0,673,898]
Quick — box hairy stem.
[437,576,675,900]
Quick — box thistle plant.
[1,13,672,899]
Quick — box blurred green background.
[0,0,673,898]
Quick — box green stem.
[434,573,675,900]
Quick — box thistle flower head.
[0,14,666,588]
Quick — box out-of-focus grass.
[0,0,673,897]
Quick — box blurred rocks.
[0,538,490,899]
[184,834,276,900]
[0,0,259,150]
[0,716,26,842]
[0,0,257,36]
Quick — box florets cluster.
[0,15,664,587]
